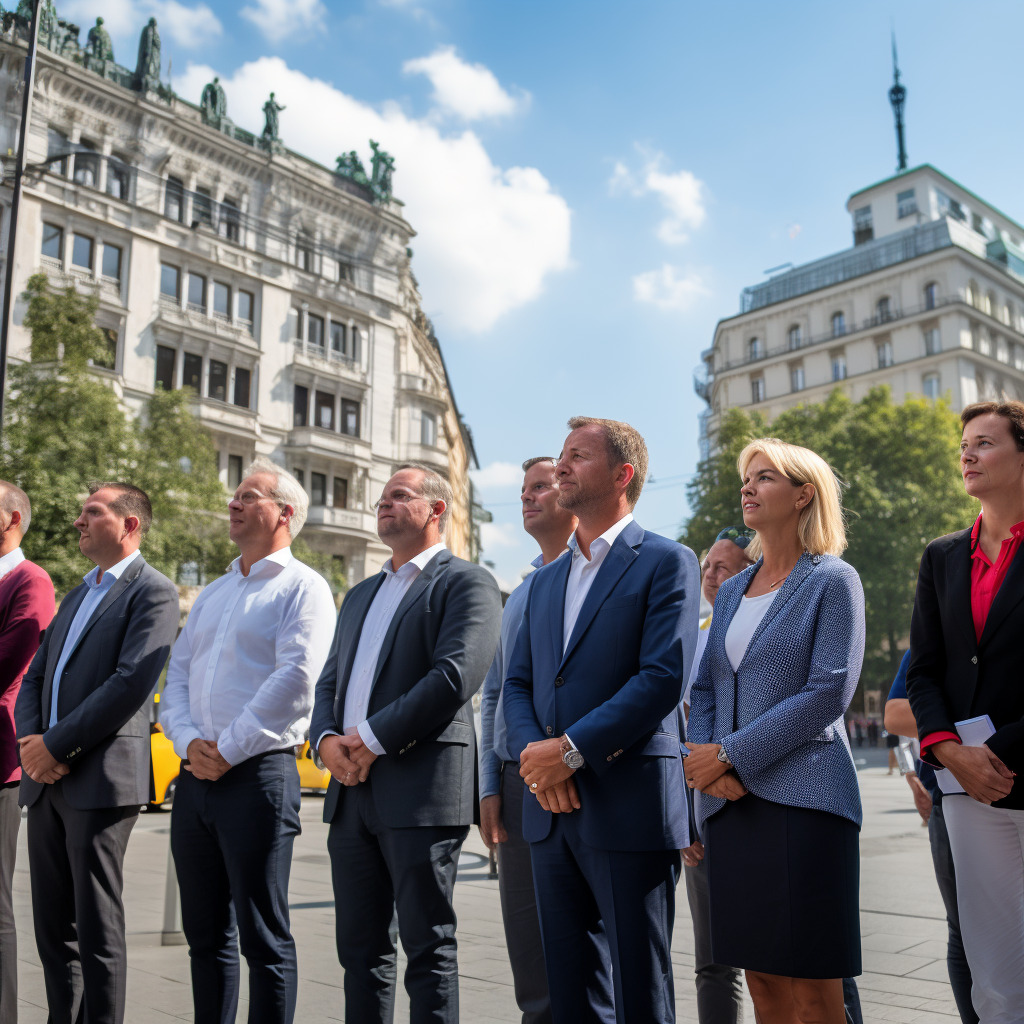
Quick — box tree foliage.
[680,387,976,696]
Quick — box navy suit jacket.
[503,520,699,851]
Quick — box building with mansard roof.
[0,8,485,586]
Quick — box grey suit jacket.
[310,549,502,829]
[15,555,180,810]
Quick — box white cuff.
[357,721,386,756]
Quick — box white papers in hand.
[935,715,996,796]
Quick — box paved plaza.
[14,752,963,1022]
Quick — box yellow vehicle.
[295,741,332,792]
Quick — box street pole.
[0,0,42,443]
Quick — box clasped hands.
[519,738,581,814]
[18,735,69,784]
[185,739,232,781]
[318,732,377,787]
[683,742,748,802]
[933,740,1014,805]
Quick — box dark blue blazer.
[502,520,700,851]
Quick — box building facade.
[696,163,1024,457]
[0,9,482,586]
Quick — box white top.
[0,547,25,581]
[724,590,777,673]
[161,547,336,766]
[563,513,633,653]
[339,541,448,756]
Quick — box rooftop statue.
[201,76,227,124]
[84,16,113,66]
[135,16,161,92]
[335,150,369,188]
[261,92,284,142]
[369,140,395,202]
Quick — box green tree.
[681,387,975,696]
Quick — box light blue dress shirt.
[48,549,140,727]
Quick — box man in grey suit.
[310,463,502,1024]
[15,482,179,1024]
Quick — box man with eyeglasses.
[160,457,336,1024]
[310,463,502,1024]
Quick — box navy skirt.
[704,794,861,979]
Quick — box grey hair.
[244,457,309,538]
[0,481,31,536]
[394,463,454,535]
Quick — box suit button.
[554,676,565,688]
[545,726,553,735]
[606,755,613,762]
[971,656,978,664]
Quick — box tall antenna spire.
[889,33,908,173]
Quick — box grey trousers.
[497,764,552,1024]
[683,856,743,1023]
[0,785,18,1024]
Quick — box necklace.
[767,574,788,589]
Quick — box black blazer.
[907,527,1024,809]
[14,555,180,810]
[310,549,502,829]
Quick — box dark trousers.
[26,784,138,1024]
[530,813,677,1024]
[496,765,552,1024]
[929,801,978,1024]
[170,752,302,1024]
[0,784,19,1024]
[327,780,469,1024]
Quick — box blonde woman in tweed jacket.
[686,438,866,1024]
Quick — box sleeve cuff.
[316,729,341,753]
[920,731,960,768]
[357,721,386,756]
[173,728,203,763]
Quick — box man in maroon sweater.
[0,482,54,1023]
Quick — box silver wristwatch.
[716,745,732,766]
[561,736,584,770]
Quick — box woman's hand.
[933,741,1014,805]
[701,771,748,801]
[684,742,729,789]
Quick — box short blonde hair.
[567,416,648,508]
[737,437,846,556]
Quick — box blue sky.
[58,0,1024,585]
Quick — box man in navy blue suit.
[503,416,700,1024]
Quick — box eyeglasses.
[228,489,280,508]
[715,526,754,549]
[372,490,428,511]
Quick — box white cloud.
[610,148,707,246]
[239,0,326,41]
[403,46,527,121]
[471,461,522,489]
[58,0,221,50]
[177,57,570,333]
[479,521,519,550]
[632,264,709,311]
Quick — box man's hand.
[338,734,378,782]
[184,739,231,781]
[318,734,366,786]
[906,773,932,824]
[18,735,68,784]
[684,742,729,790]
[701,771,747,802]
[479,795,507,850]
[534,776,580,814]
[681,839,705,868]
[520,738,574,791]
[933,741,1014,805]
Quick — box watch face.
[564,750,584,769]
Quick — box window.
[208,360,228,401]
[219,197,240,242]
[233,367,251,408]
[228,455,244,491]
[165,177,185,222]
[101,243,122,281]
[922,373,940,400]
[308,314,325,350]
[787,324,802,350]
[106,158,130,201]
[751,377,765,403]
[71,233,94,270]
[936,189,966,222]
[333,477,348,509]
[966,281,978,307]
[421,411,437,447]
[213,281,231,320]
[187,273,206,312]
[73,142,99,187]
[193,187,213,227]
[877,340,893,368]
[337,261,353,283]
[41,223,63,260]
[984,292,995,317]
[183,352,203,391]
[1003,304,1012,326]
[46,129,69,176]
[331,321,347,355]
[294,469,305,489]
[924,328,940,355]
[997,337,1010,363]
[876,296,892,322]
[831,311,845,337]
[748,336,763,361]
[924,282,937,310]
[311,472,327,506]
[897,189,917,219]
[296,234,314,273]
[341,399,360,437]
[160,263,180,300]
[314,390,334,430]
[853,205,873,245]
[238,290,254,330]
[790,364,805,392]
[978,332,992,356]
[831,352,847,381]
[293,385,309,427]
[155,345,176,390]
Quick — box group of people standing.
[0,403,1021,1024]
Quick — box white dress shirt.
[160,547,336,765]
[336,542,447,756]
[49,549,140,727]
[563,513,634,652]
[0,547,25,581]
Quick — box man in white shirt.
[309,464,501,1024]
[161,457,335,1024]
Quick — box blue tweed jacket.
[687,552,865,829]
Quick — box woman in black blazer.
[908,400,1024,1024]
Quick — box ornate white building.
[0,8,483,585]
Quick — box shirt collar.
[970,514,1024,563]
[568,512,634,562]
[0,547,25,579]
[382,542,446,578]
[228,545,293,578]
[86,548,140,588]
